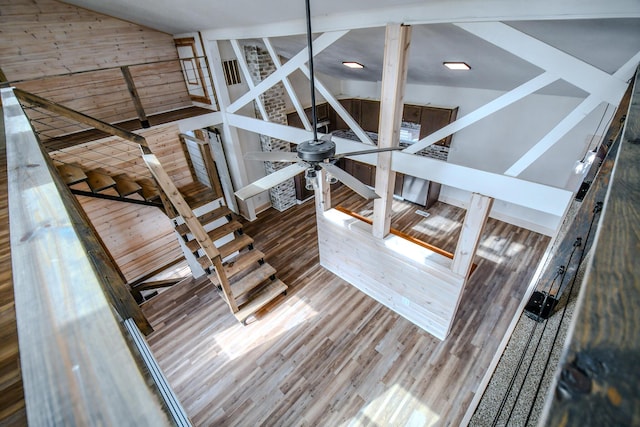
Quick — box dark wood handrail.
[541,69,640,426]
[13,88,148,147]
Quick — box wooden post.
[120,66,150,128]
[314,168,331,213]
[452,193,493,277]
[372,24,411,239]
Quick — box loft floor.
[142,186,549,425]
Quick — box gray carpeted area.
[470,201,592,426]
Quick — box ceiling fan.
[234,0,402,202]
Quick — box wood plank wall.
[0,0,192,136]
[50,123,193,281]
[317,209,466,339]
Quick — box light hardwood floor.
[142,186,549,426]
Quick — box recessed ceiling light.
[443,62,471,70]
[342,61,364,69]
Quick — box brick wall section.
[244,46,296,211]
[418,144,450,161]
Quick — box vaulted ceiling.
[62,1,640,96]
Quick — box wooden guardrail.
[2,87,169,424]
[541,70,640,426]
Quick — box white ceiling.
[62,0,640,96]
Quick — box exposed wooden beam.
[204,38,257,219]
[452,193,493,278]
[314,168,331,212]
[299,65,375,145]
[226,113,573,217]
[230,39,269,121]
[505,96,602,176]
[505,55,638,176]
[403,72,557,154]
[455,22,627,105]
[226,30,348,114]
[13,88,148,147]
[120,66,150,128]
[263,37,312,131]
[373,24,411,239]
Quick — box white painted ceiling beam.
[503,54,640,176]
[226,30,348,114]
[226,113,572,216]
[299,65,375,145]
[455,22,627,105]
[505,96,602,176]
[404,72,557,154]
[393,152,571,217]
[263,37,312,131]
[230,39,269,121]
[202,0,640,40]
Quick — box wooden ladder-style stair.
[143,153,287,325]
[56,163,161,202]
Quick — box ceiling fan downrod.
[305,0,319,144]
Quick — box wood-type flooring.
[142,186,550,426]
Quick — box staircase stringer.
[141,152,239,313]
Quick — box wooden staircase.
[56,162,161,203]
[143,153,288,325]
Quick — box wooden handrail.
[1,56,208,87]
[13,88,148,147]
[2,87,169,425]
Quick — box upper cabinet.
[287,99,458,147]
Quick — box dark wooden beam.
[543,70,640,426]
[13,88,148,147]
[120,66,150,128]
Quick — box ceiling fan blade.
[321,162,379,200]
[235,163,307,200]
[245,151,300,162]
[334,146,404,159]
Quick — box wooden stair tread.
[175,205,233,236]
[196,234,254,269]
[178,181,218,210]
[85,170,116,193]
[223,249,265,278]
[210,262,276,299]
[113,174,142,197]
[136,178,160,201]
[57,163,87,185]
[185,220,243,253]
[234,279,288,324]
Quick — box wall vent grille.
[222,59,241,86]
